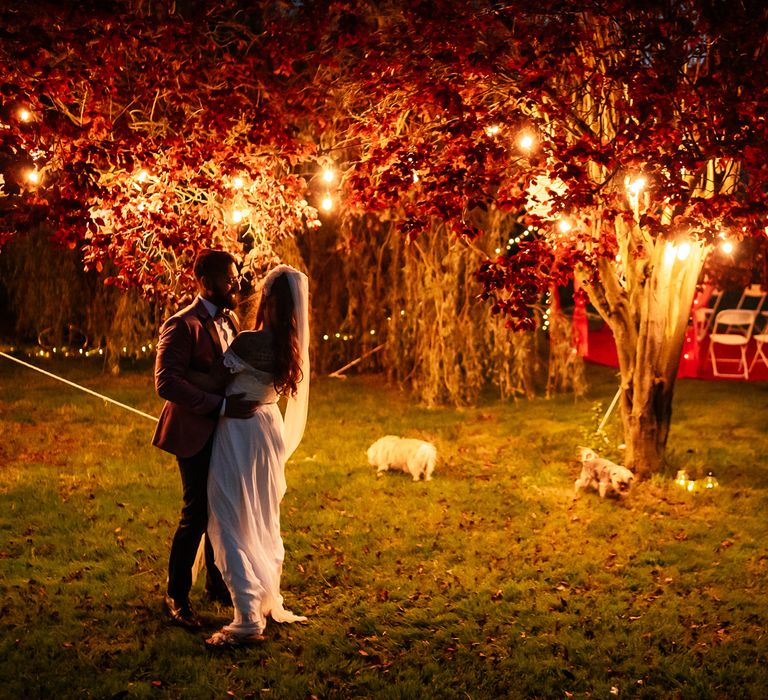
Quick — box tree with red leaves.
[0,1,319,303]
[291,0,768,474]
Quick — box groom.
[152,249,258,629]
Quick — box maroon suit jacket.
[152,297,240,458]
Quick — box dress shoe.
[204,589,233,607]
[164,594,202,630]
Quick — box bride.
[189,264,309,648]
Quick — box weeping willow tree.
[297,206,549,407]
[0,227,161,373]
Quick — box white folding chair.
[694,289,723,342]
[736,284,767,314]
[748,313,768,374]
[709,309,758,379]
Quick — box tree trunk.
[587,236,708,477]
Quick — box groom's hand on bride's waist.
[223,393,260,419]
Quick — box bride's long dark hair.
[256,272,303,397]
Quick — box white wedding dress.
[207,333,307,636]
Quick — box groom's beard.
[209,288,239,310]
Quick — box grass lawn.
[1,356,768,699]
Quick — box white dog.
[367,435,437,481]
[575,447,634,498]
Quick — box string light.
[412,171,420,184]
[557,219,572,234]
[485,124,501,137]
[626,177,646,196]
[321,194,333,211]
[677,241,692,261]
[721,240,734,254]
[232,176,244,189]
[136,169,149,183]
[231,209,247,224]
[18,108,31,122]
[518,133,535,151]
[26,169,39,185]
[322,168,335,183]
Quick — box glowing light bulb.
[557,220,572,234]
[485,124,501,137]
[322,168,335,183]
[519,133,534,150]
[627,177,646,195]
[412,170,420,184]
[137,169,149,183]
[677,241,691,261]
[721,241,734,254]
[26,169,39,185]
[232,176,244,189]
[323,334,329,340]
[232,209,246,224]
[19,108,31,122]
[321,194,333,211]
[664,243,678,264]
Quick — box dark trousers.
[167,434,227,602]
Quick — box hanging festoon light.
[625,175,646,220]
[18,107,32,122]
[232,176,244,189]
[721,240,734,255]
[321,193,333,211]
[664,241,678,265]
[231,208,247,224]
[626,176,646,197]
[322,167,336,184]
[26,169,40,185]
[518,132,535,151]
[676,241,692,261]
[557,219,572,234]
